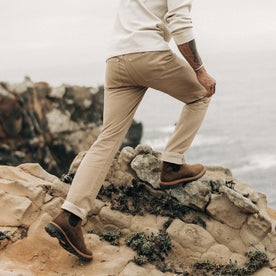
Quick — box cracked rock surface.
[0,145,276,275]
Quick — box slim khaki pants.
[62,50,210,220]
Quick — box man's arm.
[177,39,216,97]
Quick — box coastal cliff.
[0,144,276,275]
[0,77,142,176]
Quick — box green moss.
[98,179,190,219]
[191,250,269,275]
[125,230,171,268]
[99,230,121,246]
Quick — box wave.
[142,129,229,151]
[233,154,276,172]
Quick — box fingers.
[203,84,216,98]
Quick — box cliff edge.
[0,144,275,275]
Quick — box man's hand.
[195,66,216,97]
[177,39,216,97]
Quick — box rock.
[134,144,153,155]
[120,262,148,276]
[205,217,247,254]
[49,179,70,199]
[263,230,276,255]
[220,185,259,214]
[88,199,105,216]
[120,262,166,276]
[253,268,276,276]
[0,147,275,275]
[0,166,45,207]
[240,212,272,247]
[41,197,64,217]
[201,244,232,265]
[46,109,80,134]
[130,214,159,235]
[131,152,161,188]
[99,207,132,229]
[118,146,136,171]
[107,169,134,187]
[229,253,248,267]
[206,193,248,229]
[18,163,61,186]
[49,85,66,99]
[27,213,53,241]
[167,180,211,211]
[0,191,38,226]
[0,270,34,276]
[167,219,216,256]
[0,78,143,177]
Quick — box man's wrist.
[194,64,204,72]
[195,65,206,75]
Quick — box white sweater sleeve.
[164,0,194,45]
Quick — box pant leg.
[123,50,210,165]
[62,56,147,220]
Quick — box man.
[45,0,216,261]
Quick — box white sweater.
[106,0,194,60]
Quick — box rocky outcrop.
[0,77,143,176]
[0,145,276,275]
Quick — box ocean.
[134,50,276,209]
[3,49,275,208]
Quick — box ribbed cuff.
[161,151,185,165]
[61,200,87,221]
[173,28,194,45]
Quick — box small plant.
[99,230,121,246]
[192,259,217,272]
[151,231,171,255]
[245,251,269,274]
[60,169,76,184]
[125,230,172,268]
[191,250,269,275]
[134,255,150,265]
[98,179,190,219]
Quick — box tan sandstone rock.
[167,219,216,256]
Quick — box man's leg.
[45,55,147,260]
[123,50,210,188]
[63,84,147,218]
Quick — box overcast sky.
[1,0,276,86]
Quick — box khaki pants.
[62,50,210,220]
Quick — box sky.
[1,0,276,86]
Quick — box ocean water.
[134,50,276,209]
[3,49,275,208]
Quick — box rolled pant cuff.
[61,200,87,221]
[161,151,185,165]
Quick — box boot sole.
[45,222,93,262]
[159,167,207,190]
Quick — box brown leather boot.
[45,209,93,261]
[159,161,206,189]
